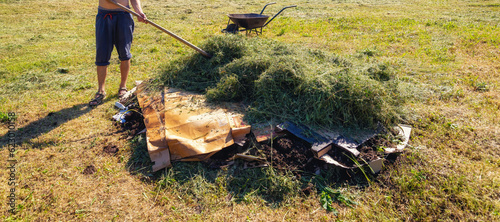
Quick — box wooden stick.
[108,0,212,58]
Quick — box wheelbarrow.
[222,2,297,35]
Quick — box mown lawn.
[1,0,499,221]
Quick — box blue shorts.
[95,8,135,66]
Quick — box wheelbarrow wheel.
[222,23,239,34]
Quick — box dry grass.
[1,0,499,221]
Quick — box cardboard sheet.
[136,84,171,171]
[137,86,250,171]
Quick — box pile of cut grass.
[157,35,406,128]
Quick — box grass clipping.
[158,35,405,129]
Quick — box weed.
[320,190,339,215]
[473,82,489,92]
[0,112,10,123]
[315,177,357,215]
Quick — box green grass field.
[1,0,499,220]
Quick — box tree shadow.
[0,101,108,148]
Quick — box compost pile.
[136,35,411,174]
[157,34,405,129]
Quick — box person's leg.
[89,65,108,106]
[97,65,108,93]
[119,59,130,90]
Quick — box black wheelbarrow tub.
[227,13,270,29]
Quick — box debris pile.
[113,83,411,175]
[114,35,413,175]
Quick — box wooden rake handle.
[108,0,212,58]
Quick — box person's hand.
[137,12,147,23]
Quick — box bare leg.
[97,65,107,94]
[119,59,130,90]
[89,65,108,106]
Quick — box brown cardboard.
[251,123,276,143]
[311,143,333,158]
[162,89,234,161]
[136,84,171,171]
[137,86,251,171]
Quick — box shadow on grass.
[125,136,299,205]
[0,100,111,148]
[125,133,163,179]
[125,133,376,208]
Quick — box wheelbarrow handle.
[263,5,297,27]
[107,0,212,58]
[260,2,276,15]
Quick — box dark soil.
[207,134,324,177]
[205,143,244,169]
[361,134,399,150]
[82,165,96,175]
[103,144,119,154]
[358,145,379,162]
[122,109,145,136]
[327,146,358,168]
[255,135,316,172]
[113,103,146,140]
[208,131,400,174]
